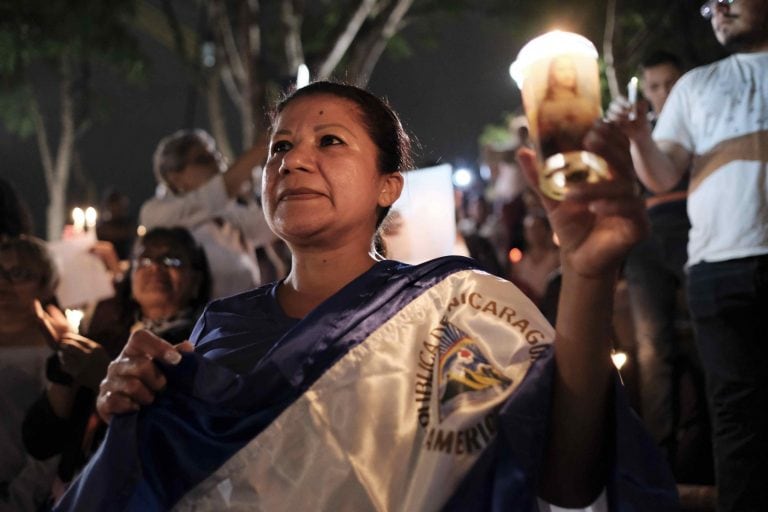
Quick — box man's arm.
[140,144,269,230]
[630,136,691,194]
[221,143,267,199]
[607,97,692,193]
[139,175,231,229]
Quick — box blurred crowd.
[0,110,711,511]
[12,11,768,502]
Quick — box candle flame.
[85,206,98,228]
[510,30,598,89]
[65,308,84,334]
[72,207,85,233]
[611,350,628,370]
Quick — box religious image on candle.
[510,30,609,200]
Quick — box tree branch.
[205,74,235,162]
[210,0,247,86]
[280,0,305,76]
[29,94,54,189]
[239,0,264,146]
[160,0,189,61]
[602,0,620,100]
[54,55,76,189]
[317,0,379,80]
[347,0,414,86]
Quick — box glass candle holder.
[510,30,608,200]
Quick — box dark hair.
[0,236,59,299]
[271,81,413,227]
[152,129,225,189]
[130,226,212,311]
[640,51,684,72]
[0,178,33,237]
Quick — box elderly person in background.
[23,227,211,504]
[140,130,276,299]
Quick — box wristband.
[46,354,74,386]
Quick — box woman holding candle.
[62,82,676,511]
[22,227,211,505]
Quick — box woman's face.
[0,248,47,316]
[551,57,577,90]
[131,240,199,316]
[263,94,402,248]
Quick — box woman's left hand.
[517,120,649,278]
[34,301,70,351]
[58,333,111,391]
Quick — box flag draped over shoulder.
[56,257,678,511]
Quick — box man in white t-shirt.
[609,1,768,510]
[141,130,275,300]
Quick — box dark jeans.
[688,254,768,512]
[624,202,691,449]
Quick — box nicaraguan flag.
[56,257,677,511]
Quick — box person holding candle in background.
[608,1,768,508]
[22,227,212,506]
[607,52,706,479]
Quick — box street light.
[452,167,474,189]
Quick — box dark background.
[1,4,722,238]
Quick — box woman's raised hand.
[96,330,193,423]
[517,120,649,278]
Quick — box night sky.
[1,11,527,237]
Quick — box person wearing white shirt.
[608,1,768,509]
[140,130,275,299]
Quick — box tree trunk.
[31,57,76,240]
[206,74,236,162]
[346,0,415,87]
[47,178,67,241]
[47,57,76,240]
[280,0,305,77]
[316,0,378,80]
[603,0,620,100]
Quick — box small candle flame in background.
[508,248,523,264]
[65,308,84,334]
[72,207,85,234]
[627,76,639,121]
[85,207,98,231]
[611,349,628,371]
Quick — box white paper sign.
[382,164,456,264]
[48,232,115,308]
